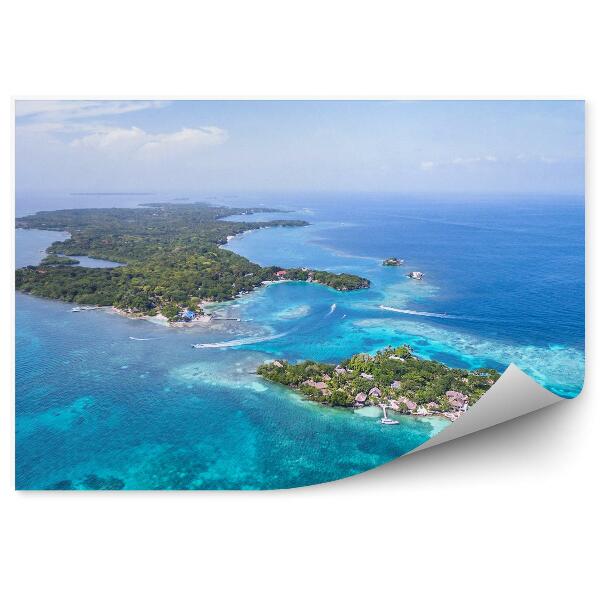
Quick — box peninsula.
[15,202,370,321]
[257,345,500,421]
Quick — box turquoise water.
[223,196,584,397]
[16,291,443,490]
[15,194,585,489]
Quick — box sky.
[15,100,585,196]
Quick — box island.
[382,257,404,266]
[257,345,500,421]
[408,271,424,280]
[15,202,370,321]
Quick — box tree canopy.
[257,345,500,412]
[16,202,370,318]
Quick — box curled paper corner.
[409,364,564,455]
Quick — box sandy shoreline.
[106,278,284,328]
[109,304,213,328]
[101,276,320,327]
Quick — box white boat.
[71,307,81,312]
[380,405,400,425]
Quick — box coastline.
[16,201,585,399]
[274,379,469,425]
[17,283,448,489]
[354,404,462,423]
[110,303,213,327]
[256,347,499,424]
[107,280,321,327]
[14,194,585,490]
[16,224,290,328]
[16,205,368,322]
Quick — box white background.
[0,2,597,599]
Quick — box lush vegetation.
[16,202,370,318]
[39,255,80,266]
[257,345,500,414]
[281,268,369,291]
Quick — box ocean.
[15,192,585,489]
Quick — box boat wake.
[129,336,154,341]
[379,305,461,320]
[326,303,337,316]
[192,331,289,349]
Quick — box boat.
[407,271,424,280]
[380,404,400,425]
[211,317,241,321]
[71,307,81,312]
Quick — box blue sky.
[15,100,584,195]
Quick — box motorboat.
[380,404,400,425]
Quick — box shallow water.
[223,194,584,396]
[16,292,443,489]
[15,193,584,489]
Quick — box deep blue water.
[15,192,584,489]
[223,193,584,395]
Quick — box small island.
[15,202,370,322]
[408,271,424,280]
[257,345,500,422]
[382,257,404,266]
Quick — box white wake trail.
[192,331,289,349]
[379,305,460,319]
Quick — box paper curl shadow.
[409,363,564,455]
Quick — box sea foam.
[379,305,459,319]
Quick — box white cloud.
[421,155,498,170]
[69,125,228,156]
[451,155,497,165]
[515,153,559,164]
[15,100,169,121]
[16,120,109,134]
[15,100,228,162]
